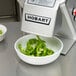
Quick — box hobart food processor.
[18,0,76,55]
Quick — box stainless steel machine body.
[17,0,76,55]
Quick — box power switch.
[73,8,76,16]
[72,8,76,21]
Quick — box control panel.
[28,0,56,7]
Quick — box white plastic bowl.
[0,24,7,41]
[14,34,63,65]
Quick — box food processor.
[18,0,76,55]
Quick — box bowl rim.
[0,24,7,36]
[14,34,63,58]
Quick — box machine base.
[57,36,76,55]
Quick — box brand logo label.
[25,13,51,25]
